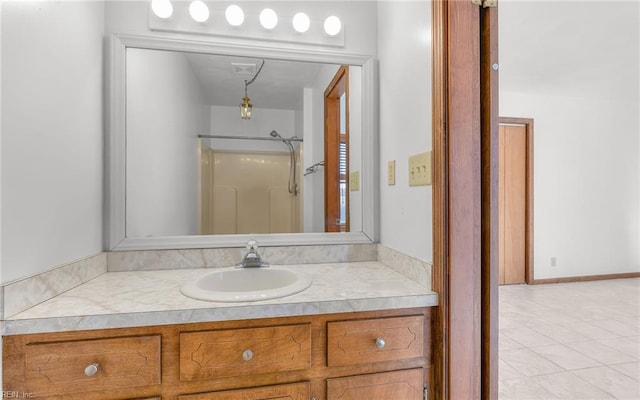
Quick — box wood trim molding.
[498,117,534,284]
[532,272,640,285]
[481,6,499,400]
[430,0,448,398]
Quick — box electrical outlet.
[388,160,396,185]
[550,257,557,267]
[409,151,432,186]
[349,171,360,191]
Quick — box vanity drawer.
[24,335,161,396]
[178,382,310,400]
[180,324,312,381]
[327,315,424,367]
[327,368,424,399]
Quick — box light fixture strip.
[148,1,345,48]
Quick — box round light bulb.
[292,12,310,33]
[225,5,245,27]
[151,0,173,19]
[189,0,209,23]
[324,16,342,36]
[259,8,278,30]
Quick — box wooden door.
[327,369,423,400]
[498,123,527,284]
[324,66,349,232]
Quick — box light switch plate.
[349,171,360,191]
[409,151,432,186]
[388,160,396,185]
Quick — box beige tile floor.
[499,278,640,400]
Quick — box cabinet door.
[327,369,423,400]
[179,382,310,400]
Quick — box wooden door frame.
[431,1,499,399]
[481,5,499,400]
[324,66,350,233]
[499,117,534,285]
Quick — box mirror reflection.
[125,48,362,238]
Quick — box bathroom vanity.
[2,262,437,400]
[5,309,430,400]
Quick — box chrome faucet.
[237,240,269,268]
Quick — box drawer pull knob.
[84,363,99,377]
[242,349,254,361]
[375,337,386,349]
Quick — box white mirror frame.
[107,34,379,251]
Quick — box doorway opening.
[499,117,534,284]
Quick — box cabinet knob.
[242,349,254,361]
[375,337,386,349]
[84,363,99,377]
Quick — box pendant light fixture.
[240,86,252,120]
[240,59,265,120]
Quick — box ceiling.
[184,52,330,110]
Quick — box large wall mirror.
[108,35,378,250]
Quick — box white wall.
[501,91,640,279]
[500,0,640,279]
[302,88,315,232]
[377,1,432,262]
[1,1,105,284]
[126,49,210,237]
[208,106,296,153]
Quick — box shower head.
[270,130,293,152]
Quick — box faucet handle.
[246,240,258,252]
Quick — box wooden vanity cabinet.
[3,308,431,400]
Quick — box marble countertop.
[2,262,437,335]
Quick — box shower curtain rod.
[198,134,303,142]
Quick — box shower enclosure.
[198,132,303,235]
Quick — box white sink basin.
[180,268,312,302]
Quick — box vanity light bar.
[149,1,344,47]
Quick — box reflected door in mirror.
[324,66,350,233]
